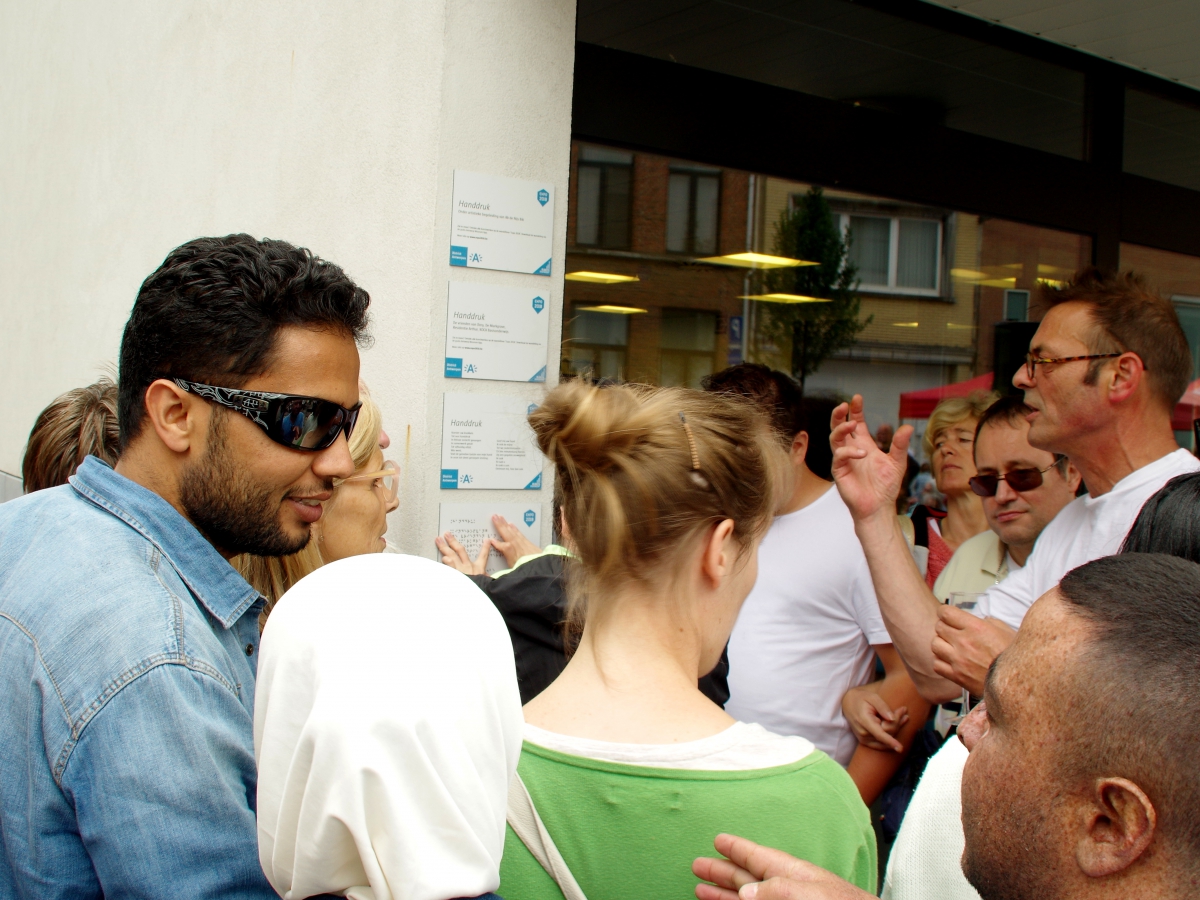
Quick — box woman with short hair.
[911,391,999,586]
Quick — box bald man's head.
[1056,554,1200,872]
[962,554,1200,899]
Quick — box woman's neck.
[939,489,988,552]
[522,585,735,744]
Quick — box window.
[666,167,720,255]
[565,306,631,381]
[575,146,633,249]
[840,213,942,295]
[1004,290,1030,322]
[1124,88,1200,194]
[660,309,717,388]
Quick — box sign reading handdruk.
[449,170,554,276]
[437,503,543,575]
[441,393,544,490]
[444,282,550,383]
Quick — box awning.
[901,373,1200,430]
[1172,378,1200,431]
[898,372,995,419]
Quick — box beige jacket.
[931,529,1012,603]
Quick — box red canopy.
[1172,378,1200,431]
[900,373,1200,430]
[898,372,995,419]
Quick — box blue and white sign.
[437,503,543,575]
[450,170,555,276]
[445,282,550,383]
[441,393,545,490]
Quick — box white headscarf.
[254,553,523,900]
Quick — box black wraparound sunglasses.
[969,463,1058,497]
[173,378,361,451]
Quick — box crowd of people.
[1,234,1198,900]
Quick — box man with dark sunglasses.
[829,268,1200,708]
[0,235,369,898]
[928,396,1081,703]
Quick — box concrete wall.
[0,0,576,555]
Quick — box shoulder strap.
[506,773,589,900]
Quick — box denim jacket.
[0,457,276,899]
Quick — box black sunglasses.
[173,378,361,451]
[969,463,1058,497]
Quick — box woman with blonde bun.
[498,381,876,900]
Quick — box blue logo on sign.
[444,358,463,378]
[441,469,459,489]
[524,473,543,490]
[527,403,538,415]
[529,366,547,383]
[537,189,549,206]
[524,509,537,527]
[465,363,478,374]
[533,258,552,276]
[450,245,467,267]
[470,252,483,263]
[532,295,545,313]
[460,473,473,485]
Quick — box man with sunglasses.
[0,235,369,898]
[829,267,1200,708]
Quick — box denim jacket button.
[245,643,255,656]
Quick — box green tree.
[758,186,870,394]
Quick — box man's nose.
[1012,362,1034,390]
[958,700,989,751]
[994,476,1019,503]
[311,432,356,481]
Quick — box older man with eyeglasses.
[828,267,1200,710]
[0,235,369,899]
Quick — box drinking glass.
[947,592,987,725]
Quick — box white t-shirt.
[979,448,1200,628]
[725,486,890,766]
[881,737,980,900]
[523,721,815,771]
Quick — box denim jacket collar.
[70,456,261,629]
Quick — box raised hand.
[434,531,490,576]
[694,834,874,900]
[829,395,913,522]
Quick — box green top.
[498,741,877,900]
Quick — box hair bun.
[529,381,649,475]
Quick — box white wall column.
[0,0,576,555]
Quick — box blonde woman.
[912,391,999,587]
[233,384,398,614]
[498,381,876,900]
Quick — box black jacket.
[470,554,730,707]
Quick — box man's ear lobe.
[143,378,202,454]
[1075,777,1156,878]
[1107,353,1143,403]
[791,431,808,463]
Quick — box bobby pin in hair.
[678,413,710,489]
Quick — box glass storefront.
[562,140,1091,454]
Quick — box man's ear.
[142,378,207,454]
[700,518,736,588]
[1064,459,1083,494]
[790,431,809,465]
[1106,352,1144,405]
[1074,777,1156,878]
